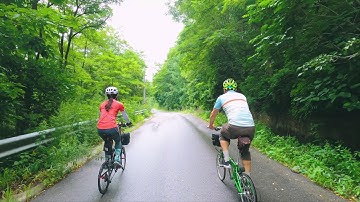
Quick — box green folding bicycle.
[212,128,258,202]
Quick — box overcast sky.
[107,0,184,81]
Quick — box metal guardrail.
[0,109,147,159]
[0,121,92,159]
[135,109,146,115]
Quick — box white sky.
[107,0,184,81]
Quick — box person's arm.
[208,108,219,130]
[121,110,132,126]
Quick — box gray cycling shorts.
[220,123,255,141]
[220,123,255,161]
[219,123,255,161]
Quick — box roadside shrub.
[252,123,360,200]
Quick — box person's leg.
[98,129,111,161]
[240,144,252,173]
[220,124,232,168]
[110,128,122,167]
[220,139,230,160]
[238,126,255,174]
[243,160,251,173]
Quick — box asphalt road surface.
[31,111,348,202]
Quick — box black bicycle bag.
[212,134,221,147]
[121,132,130,145]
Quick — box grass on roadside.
[0,122,101,201]
[252,123,360,201]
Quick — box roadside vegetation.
[253,123,360,201]
[1,0,150,200]
[193,110,360,201]
[153,0,360,150]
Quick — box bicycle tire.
[121,147,126,170]
[98,162,110,194]
[239,173,257,202]
[216,152,226,181]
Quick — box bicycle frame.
[228,155,245,194]
[216,147,243,191]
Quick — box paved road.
[31,111,348,202]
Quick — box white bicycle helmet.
[105,86,118,95]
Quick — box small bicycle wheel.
[98,162,110,194]
[239,173,257,202]
[120,147,126,170]
[216,152,226,181]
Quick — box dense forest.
[0,0,146,139]
[153,0,360,150]
[1,0,359,147]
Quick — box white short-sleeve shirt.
[214,90,254,127]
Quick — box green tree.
[0,3,71,135]
[161,0,360,149]
[153,49,187,110]
[0,0,145,138]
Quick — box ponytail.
[105,94,117,111]
[105,97,113,111]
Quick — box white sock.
[223,150,230,162]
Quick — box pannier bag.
[212,134,221,147]
[237,136,251,153]
[121,133,130,145]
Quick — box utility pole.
[143,67,146,105]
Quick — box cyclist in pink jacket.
[97,86,132,167]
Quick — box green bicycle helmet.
[223,78,237,90]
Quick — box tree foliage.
[245,0,360,118]
[0,0,145,138]
[153,0,360,149]
[153,49,187,110]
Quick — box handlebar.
[207,125,221,131]
[118,122,132,127]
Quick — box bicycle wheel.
[120,147,126,170]
[216,152,226,181]
[239,173,257,202]
[98,162,110,194]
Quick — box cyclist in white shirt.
[208,78,255,174]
